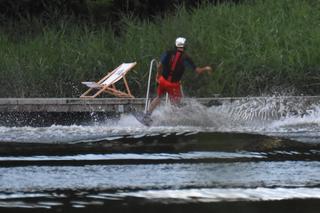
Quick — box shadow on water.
[1,132,319,156]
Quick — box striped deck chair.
[80,62,136,98]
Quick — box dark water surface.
[1,98,320,212]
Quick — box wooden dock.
[0,98,145,113]
[0,98,226,126]
[0,98,226,113]
[0,96,319,113]
[0,96,319,127]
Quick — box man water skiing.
[147,37,213,115]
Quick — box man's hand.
[196,66,213,75]
[155,74,160,83]
[156,63,163,83]
[205,66,213,75]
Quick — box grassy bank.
[0,0,319,97]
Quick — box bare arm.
[195,66,213,75]
[156,62,163,82]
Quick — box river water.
[0,97,320,212]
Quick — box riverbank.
[0,0,319,97]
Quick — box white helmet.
[175,37,186,48]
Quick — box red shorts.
[157,76,182,103]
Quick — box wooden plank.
[1,96,320,113]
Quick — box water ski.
[132,111,153,126]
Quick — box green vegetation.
[0,0,320,97]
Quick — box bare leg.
[147,96,161,115]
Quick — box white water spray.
[0,97,320,143]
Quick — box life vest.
[167,50,183,82]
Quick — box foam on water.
[118,187,320,202]
[1,161,319,192]
[0,151,266,161]
[1,187,320,205]
[0,97,320,143]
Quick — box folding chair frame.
[80,62,136,98]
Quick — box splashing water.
[1,97,320,211]
[0,97,320,143]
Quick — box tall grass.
[0,0,320,97]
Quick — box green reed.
[0,0,319,97]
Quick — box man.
[147,37,213,115]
